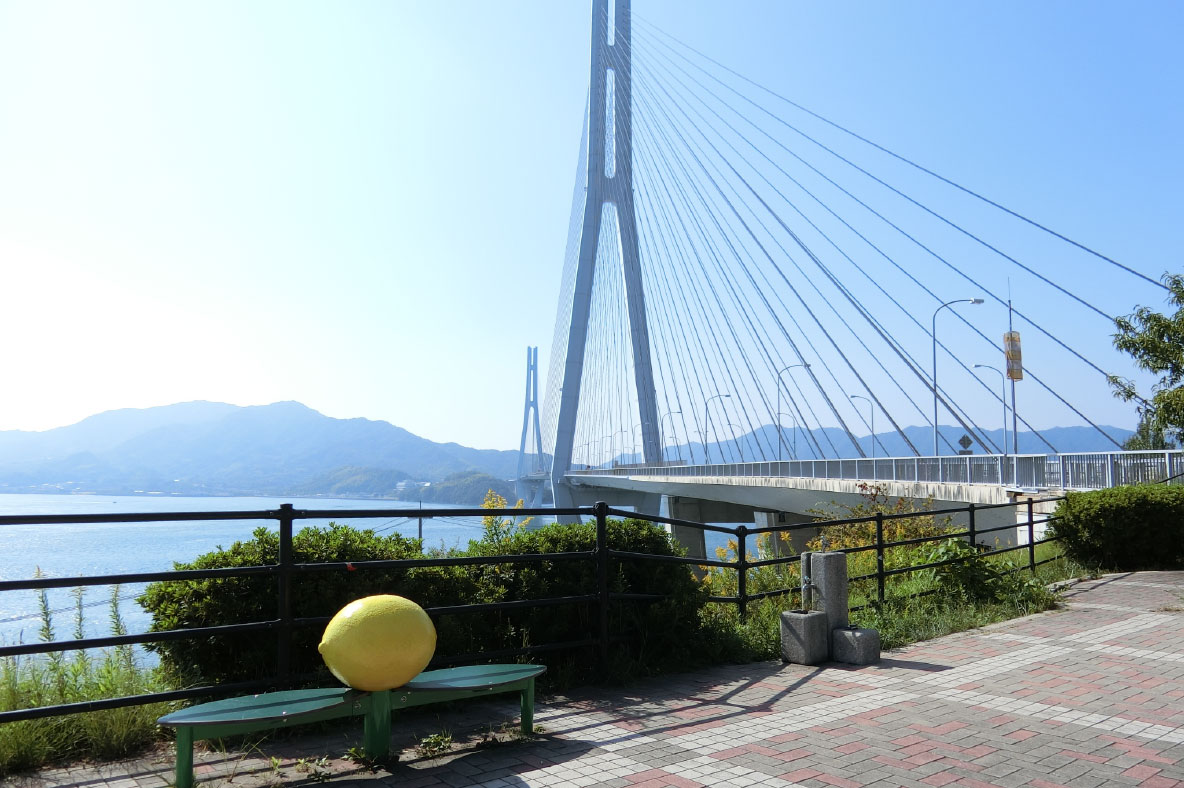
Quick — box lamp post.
[776,363,810,461]
[632,424,644,463]
[659,410,682,462]
[932,298,983,455]
[703,393,731,464]
[601,434,612,468]
[973,364,1008,460]
[850,394,875,461]
[614,428,629,467]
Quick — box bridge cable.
[639,124,828,460]
[636,125,813,460]
[635,79,835,459]
[638,33,1121,449]
[636,70,869,456]
[640,51,1008,455]
[636,25,1135,387]
[633,17,1164,295]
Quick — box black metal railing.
[0,495,1063,724]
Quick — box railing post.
[875,512,885,604]
[736,525,748,623]
[277,503,294,683]
[1027,498,1036,573]
[595,501,609,672]
[967,502,976,550]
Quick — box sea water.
[0,493,495,646]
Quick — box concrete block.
[832,626,880,665]
[780,610,829,665]
[811,551,849,630]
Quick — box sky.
[0,1,1180,450]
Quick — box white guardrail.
[566,450,1184,490]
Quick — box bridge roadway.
[558,450,1183,557]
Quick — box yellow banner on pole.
[1004,331,1023,380]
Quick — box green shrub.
[139,515,705,688]
[922,539,1054,609]
[138,524,464,685]
[1052,485,1184,570]
[471,516,706,682]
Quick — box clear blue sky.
[0,1,1179,450]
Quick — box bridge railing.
[0,496,1064,726]
[569,450,1184,490]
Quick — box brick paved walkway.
[7,571,1184,788]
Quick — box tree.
[1110,273,1184,446]
[1122,410,1171,450]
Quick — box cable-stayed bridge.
[515,0,1175,547]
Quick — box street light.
[659,410,682,462]
[850,394,875,461]
[601,434,612,468]
[632,424,644,462]
[614,428,629,467]
[703,393,731,464]
[932,298,984,455]
[973,364,1007,459]
[776,363,810,461]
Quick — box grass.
[700,536,1086,659]
[0,581,170,777]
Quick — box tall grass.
[699,498,1085,661]
[0,578,170,777]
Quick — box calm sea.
[0,493,502,647]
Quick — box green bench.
[157,663,545,788]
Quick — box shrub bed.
[138,516,705,688]
[1052,485,1184,570]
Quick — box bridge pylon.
[515,346,548,509]
[550,0,661,518]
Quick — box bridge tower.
[550,0,661,513]
[515,346,547,508]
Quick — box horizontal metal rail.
[570,450,1184,490]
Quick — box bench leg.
[363,689,392,759]
[520,678,535,735]
[174,727,194,788]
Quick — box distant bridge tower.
[550,0,661,514]
[515,346,547,508]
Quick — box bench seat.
[158,663,545,788]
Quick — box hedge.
[1051,485,1184,570]
[137,518,705,687]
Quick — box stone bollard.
[780,610,829,665]
[832,625,881,666]
[810,551,849,632]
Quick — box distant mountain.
[0,401,518,498]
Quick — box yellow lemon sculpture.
[318,595,436,691]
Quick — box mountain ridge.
[0,401,518,497]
